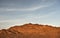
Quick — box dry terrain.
[0,23,60,38]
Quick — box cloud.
[0,2,55,12]
[0,11,56,23]
[37,12,57,18]
[26,11,57,20]
[0,5,53,12]
[18,5,48,11]
[0,5,48,11]
[0,0,56,12]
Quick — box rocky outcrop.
[0,23,60,38]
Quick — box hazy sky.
[0,0,60,29]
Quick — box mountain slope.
[0,23,60,38]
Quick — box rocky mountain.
[0,23,60,38]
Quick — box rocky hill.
[0,23,60,38]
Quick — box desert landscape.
[0,0,60,38]
[0,23,60,38]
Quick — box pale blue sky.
[0,0,60,29]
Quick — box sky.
[0,0,60,29]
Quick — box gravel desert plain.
[0,23,60,38]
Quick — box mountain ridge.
[0,23,60,38]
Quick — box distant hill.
[0,23,60,38]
